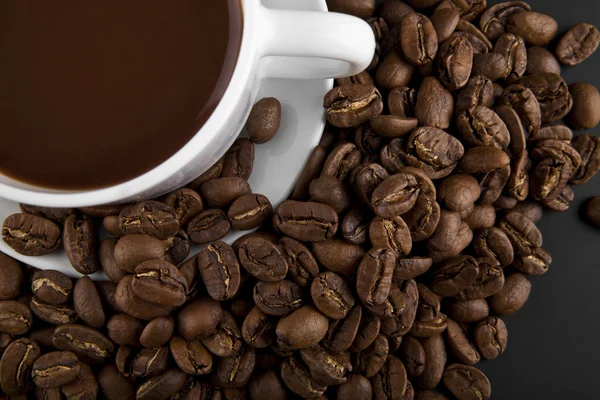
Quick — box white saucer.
[0,0,331,279]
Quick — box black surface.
[473,1,600,399]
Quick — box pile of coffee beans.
[2,0,600,398]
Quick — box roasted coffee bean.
[228,194,273,231]
[498,85,542,138]
[31,270,71,305]
[355,123,384,154]
[498,212,542,257]
[63,214,100,274]
[380,137,408,174]
[324,84,383,128]
[311,239,365,276]
[246,97,281,144]
[406,127,464,179]
[427,210,472,263]
[104,214,124,236]
[568,82,600,131]
[571,134,600,185]
[276,237,319,287]
[53,324,113,365]
[507,11,558,46]
[222,138,255,180]
[309,176,351,216]
[431,7,460,43]
[276,306,329,350]
[382,279,418,338]
[198,241,241,301]
[350,313,381,353]
[472,227,514,266]
[442,364,491,400]
[527,46,561,75]
[371,355,410,399]
[401,13,438,66]
[399,336,426,378]
[238,237,288,282]
[19,205,74,224]
[341,209,370,246]
[200,177,251,210]
[99,238,127,283]
[460,146,510,204]
[519,72,573,123]
[113,234,165,273]
[187,158,224,191]
[369,216,412,257]
[178,297,223,340]
[410,312,448,338]
[415,389,451,399]
[375,51,415,90]
[0,300,32,335]
[107,313,144,346]
[371,172,419,218]
[249,369,286,400]
[337,70,375,87]
[353,333,388,378]
[242,306,275,349]
[73,276,105,328]
[119,201,178,239]
[201,310,242,357]
[253,280,303,317]
[139,316,174,348]
[556,22,600,66]
[437,174,480,214]
[479,1,531,41]
[0,254,22,302]
[274,200,338,242]
[474,316,508,360]
[493,33,527,81]
[136,368,188,400]
[415,77,454,130]
[418,335,447,389]
[169,335,213,375]
[369,114,419,138]
[0,338,40,395]
[584,196,600,229]
[489,272,531,316]
[448,298,489,323]
[2,213,61,256]
[393,257,433,280]
[511,202,543,224]
[163,188,204,226]
[456,258,505,300]
[29,327,56,349]
[115,275,172,321]
[96,281,123,314]
[32,351,79,388]
[471,53,507,81]
[438,35,473,90]
[364,281,406,320]
[431,256,479,297]
[188,209,231,244]
[127,346,170,379]
[464,204,496,230]
[323,304,361,352]
[353,163,390,207]
[60,362,99,399]
[98,364,136,400]
[291,146,328,200]
[311,272,355,319]
[163,229,190,265]
[541,184,574,211]
[445,319,480,365]
[455,75,494,115]
[301,344,351,386]
[30,297,77,325]
[280,356,326,399]
[323,142,363,182]
[337,374,372,400]
[355,248,395,307]
[214,345,255,388]
[132,259,187,307]
[457,106,510,149]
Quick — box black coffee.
[0,1,242,189]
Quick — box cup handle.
[258,6,376,79]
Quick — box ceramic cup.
[0,0,375,208]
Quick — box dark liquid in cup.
[0,1,242,190]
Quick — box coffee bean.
[399,335,426,378]
[322,304,362,352]
[0,338,40,395]
[249,369,287,400]
[438,35,473,90]
[187,158,224,191]
[401,13,438,66]
[113,234,165,273]
[353,163,390,207]
[222,138,255,180]
[28,327,55,349]
[200,311,242,357]
[274,200,338,242]
[200,177,251,210]
[464,207,495,232]
[276,237,319,287]
[32,351,79,388]
[132,259,187,307]
[341,209,370,246]
[437,174,480,213]
[375,51,415,91]
[353,333,388,378]
[73,276,105,328]
[53,324,113,365]
[163,188,204,226]
[430,6,460,42]
[96,281,122,314]
[498,212,542,257]
[115,275,172,321]
[61,363,99,400]
[415,77,454,129]
[507,11,557,46]
[276,305,329,351]
[369,216,412,257]
[311,239,365,276]
[119,201,178,239]
[426,210,472,263]
[163,229,190,265]
[0,300,32,335]
[472,227,514,266]
[97,364,136,400]
[169,335,213,375]
[31,270,71,305]
[280,356,326,399]
[187,209,231,244]
[479,1,531,41]
[242,306,275,349]
[198,241,241,301]
[2,213,61,256]
[238,237,288,282]
[311,271,355,319]
[355,248,395,307]
[291,146,328,200]
[246,98,281,144]
[214,345,255,388]
[519,72,573,123]
[135,368,188,400]
[337,374,372,400]
[474,316,508,360]
[30,297,77,325]
[556,22,600,66]
[107,313,144,346]
[309,176,351,216]
[327,0,375,18]
[393,257,433,282]
[405,127,464,179]
[63,214,100,274]
[571,134,600,185]
[527,46,561,76]
[431,256,479,297]
[228,194,273,231]
[493,33,527,81]
[448,298,489,323]
[371,172,419,218]
[371,355,410,399]
[338,70,375,87]
[139,316,174,348]
[302,344,352,387]
[324,84,383,128]
[99,238,127,283]
[253,280,303,317]
[418,335,447,389]
[178,297,222,340]
[488,272,531,316]
[443,364,491,400]
[445,319,480,366]
[322,142,363,181]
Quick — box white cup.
[0,0,375,208]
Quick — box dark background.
[375,0,600,398]
[463,1,600,399]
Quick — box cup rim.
[0,0,257,208]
